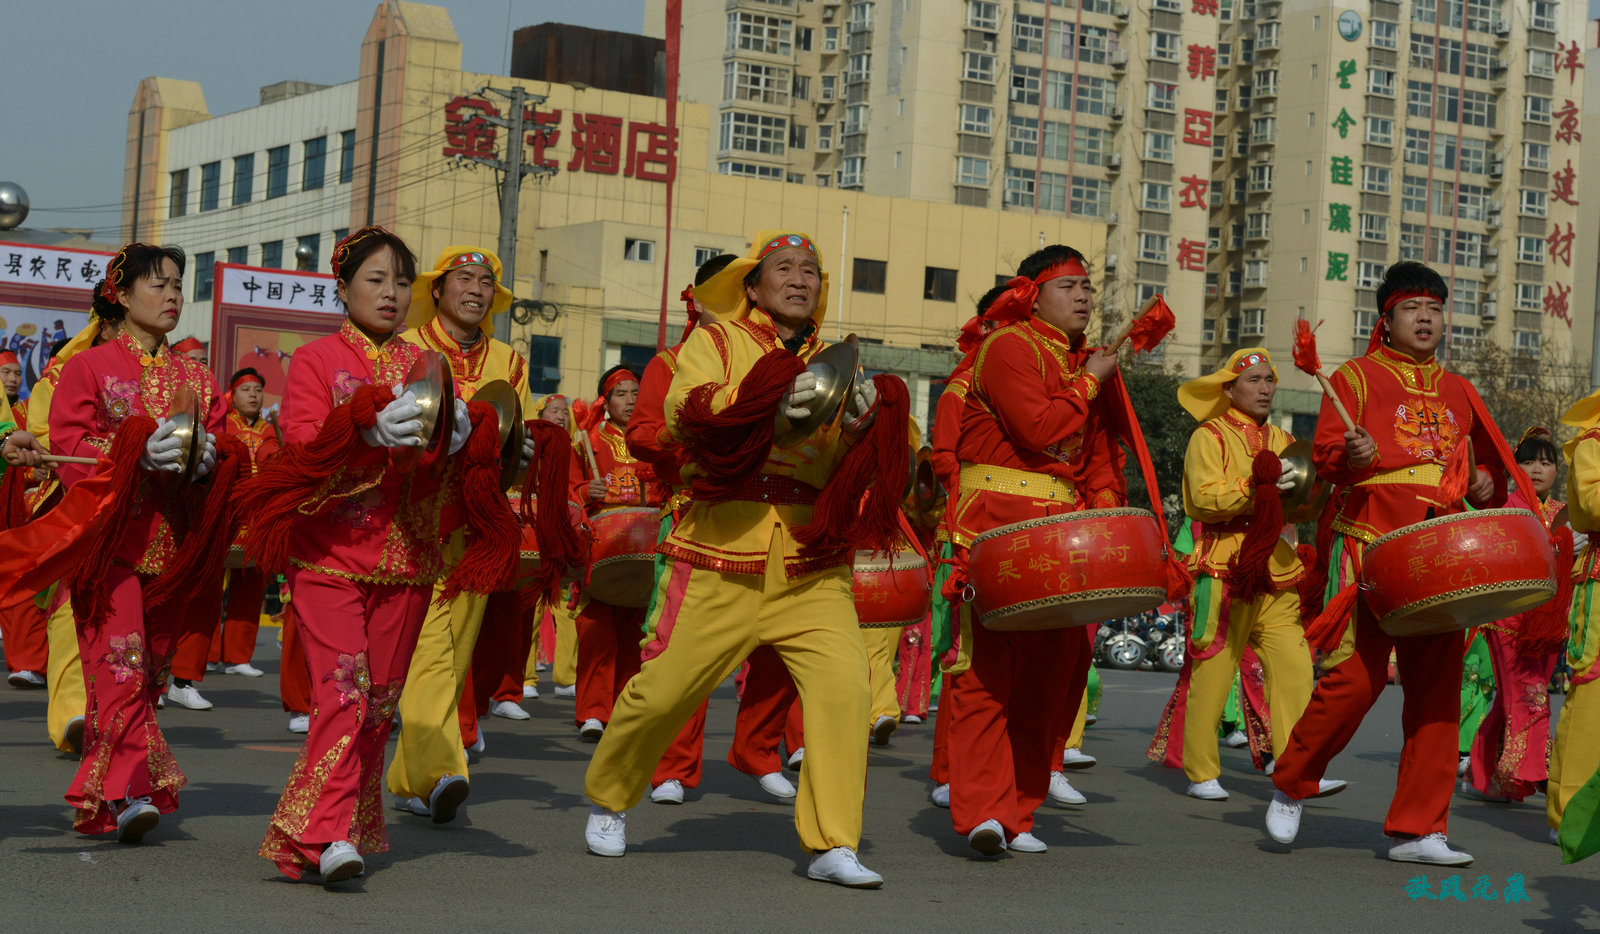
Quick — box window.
[1075,75,1110,115]
[1146,82,1177,113]
[796,26,812,52]
[1013,14,1043,53]
[724,62,791,105]
[526,335,562,395]
[720,160,785,179]
[1045,71,1072,110]
[1406,81,1433,119]
[1253,70,1277,97]
[852,258,886,293]
[792,75,810,101]
[728,12,793,55]
[1003,167,1036,208]
[1402,174,1428,213]
[924,266,958,301]
[788,124,808,151]
[616,238,653,263]
[1072,126,1106,166]
[226,246,248,266]
[266,145,289,199]
[1459,138,1489,174]
[297,234,320,271]
[169,168,188,218]
[302,136,326,191]
[1524,142,1550,170]
[1140,181,1172,211]
[1154,0,1180,10]
[1251,117,1276,143]
[1071,176,1108,216]
[1529,49,1556,78]
[1365,117,1393,146]
[1451,278,1480,318]
[199,162,221,212]
[960,104,993,135]
[1399,223,1426,260]
[839,156,865,188]
[194,252,214,300]
[1516,283,1544,311]
[1150,31,1181,62]
[1362,164,1391,193]
[1517,236,1545,264]
[1403,128,1430,166]
[956,156,989,187]
[1010,65,1040,106]
[692,247,721,269]
[848,52,872,80]
[1456,182,1488,222]
[1138,233,1170,263]
[1216,88,1230,114]
[1244,260,1269,287]
[260,241,282,269]
[1358,261,1385,289]
[1038,171,1068,212]
[339,130,356,184]
[1525,96,1551,124]
[1359,213,1389,241]
[963,52,996,82]
[1532,0,1556,30]
[1248,163,1273,191]
[1246,212,1271,239]
[1368,68,1395,97]
[1144,131,1174,162]
[967,0,999,29]
[1454,231,1482,267]
[1372,20,1398,49]
[720,111,787,155]
[817,124,834,150]
[232,154,254,206]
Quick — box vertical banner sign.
[656,0,683,351]
[0,241,109,398]
[210,262,344,418]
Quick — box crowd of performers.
[4,225,1600,889]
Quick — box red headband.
[0,352,18,368]
[229,372,264,392]
[985,258,1092,323]
[757,233,818,260]
[601,368,638,399]
[1381,288,1440,315]
[1231,351,1270,374]
[442,250,495,278]
[172,338,204,354]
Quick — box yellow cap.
[1176,347,1277,422]
[409,246,515,329]
[691,230,830,327]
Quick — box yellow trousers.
[586,543,870,852]
[45,591,85,751]
[1549,679,1600,829]
[386,536,489,799]
[553,595,578,687]
[1182,586,1312,783]
[862,625,903,724]
[522,606,543,688]
[1065,685,1089,750]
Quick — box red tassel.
[1291,318,1323,376]
[1225,449,1286,602]
[572,397,604,435]
[1164,552,1194,602]
[236,384,392,576]
[677,348,806,500]
[1515,526,1574,652]
[0,461,28,530]
[520,420,585,604]
[793,374,910,556]
[1438,442,1471,509]
[66,414,158,629]
[144,433,251,611]
[1304,583,1358,653]
[1127,296,1177,353]
[439,401,520,603]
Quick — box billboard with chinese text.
[210,263,343,418]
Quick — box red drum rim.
[1374,578,1557,631]
[1367,507,1542,552]
[977,586,1167,626]
[852,551,928,573]
[969,507,1158,547]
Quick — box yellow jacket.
[662,308,854,579]
[401,317,533,412]
[1182,407,1303,588]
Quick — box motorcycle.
[1144,605,1185,673]
[1098,611,1151,671]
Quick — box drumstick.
[1105,295,1162,353]
[1310,371,1357,434]
[578,431,601,478]
[39,454,98,465]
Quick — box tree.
[1117,361,1190,536]
[1454,335,1590,453]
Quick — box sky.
[1,0,649,237]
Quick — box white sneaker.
[1223,729,1249,748]
[585,804,626,857]
[929,783,950,808]
[1187,779,1229,801]
[1061,747,1097,770]
[757,771,797,801]
[1550,828,1561,845]
[490,700,531,721]
[786,746,806,770]
[393,796,430,816]
[205,662,221,673]
[1264,760,1276,776]
[319,840,364,883]
[650,779,685,805]
[224,662,264,677]
[428,773,469,824]
[522,684,539,699]
[535,661,550,673]
[1047,771,1087,807]
[1458,755,1471,777]
[1265,791,1302,844]
[115,796,159,844]
[870,714,897,746]
[65,716,84,754]
[1085,713,1097,725]
[579,718,605,742]
[1312,779,1348,798]
[7,669,45,688]
[806,846,883,888]
[468,731,486,755]
[902,714,923,725]
[1008,831,1047,853]
[288,713,310,734]
[166,683,213,710]
[968,818,1007,856]
[1388,832,1473,866]
[156,695,164,709]
[553,684,576,699]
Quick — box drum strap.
[720,472,821,506]
[957,463,1076,503]
[1355,463,1443,487]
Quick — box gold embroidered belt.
[958,464,1076,503]
[1356,463,1444,487]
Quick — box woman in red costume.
[254,228,468,884]
[51,243,225,843]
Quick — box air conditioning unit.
[1489,158,1504,178]
[1260,101,1275,115]
[1486,213,1502,229]
[1115,3,1131,19]
[1483,261,1500,276]
[1111,50,1130,68]
[1482,299,1499,321]
[1206,284,1220,297]
[1110,105,1125,122]
[1106,211,1120,225]
[1486,245,1500,258]
[1249,249,1265,260]
[1489,200,1503,213]
[1495,19,1510,36]
[1107,153,1123,171]
[1104,253,1119,270]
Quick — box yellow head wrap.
[1176,347,1278,423]
[409,246,515,329]
[691,230,830,327]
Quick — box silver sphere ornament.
[0,183,29,230]
[294,243,315,270]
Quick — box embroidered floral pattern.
[1392,398,1461,460]
[324,651,372,708]
[330,368,367,406]
[104,632,146,684]
[96,374,140,431]
[330,489,383,529]
[365,680,403,729]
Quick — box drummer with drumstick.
[1265,260,1510,867]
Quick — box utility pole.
[462,84,559,342]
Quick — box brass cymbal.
[1279,439,1329,522]
[393,350,453,471]
[473,379,525,492]
[167,386,205,483]
[774,333,859,448]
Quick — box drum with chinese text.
[853,550,932,628]
[586,506,661,607]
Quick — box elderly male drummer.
[945,244,1125,856]
[1175,349,1345,802]
[387,246,533,824]
[583,230,889,888]
[1264,261,1508,866]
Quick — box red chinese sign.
[441,95,677,183]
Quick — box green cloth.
[1559,761,1600,863]
[931,541,956,657]
[1219,671,1243,735]
[641,512,674,635]
[1459,631,1494,753]
[1087,663,1102,717]
[1173,516,1195,556]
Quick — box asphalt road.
[3,636,1599,933]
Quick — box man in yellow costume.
[1550,393,1600,842]
[583,230,896,888]
[1175,348,1344,802]
[387,246,533,823]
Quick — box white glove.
[361,386,425,449]
[140,419,184,472]
[845,378,878,432]
[518,434,537,474]
[447,398,471,456]
[1275,465,1296,493]
[194,433,218,479]
[782,371,819,421]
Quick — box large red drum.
[1362,508,1558,637]
[587,506,661,607]
[968,507,1168,631]
[853,551,932,628]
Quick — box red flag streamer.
[1106,295,1175,354]
[1291,318,1357,432]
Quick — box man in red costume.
[208,368,280,677]
[1265,261,1508,867]
[946,244,1124,856]
[0,349,49,688]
